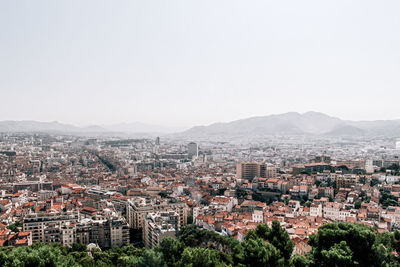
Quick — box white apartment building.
[126,197,188,230]
[143,211,179,249]
[310,203,322,217]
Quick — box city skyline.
[1,0,400,127]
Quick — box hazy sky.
[1,0,400,127]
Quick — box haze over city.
[1,0,400,127]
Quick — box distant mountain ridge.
[2,112,400,137]
[183,112,400,137]
[102,122,181,133]
[0,121,85,133]
[0,120,180,134]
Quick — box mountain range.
[0,121,181,134]
[1,112,400,137]
[182,112,400,137]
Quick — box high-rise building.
[187,142,198,159]
[155,137,160,146]
[396,139,400,150]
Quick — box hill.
[183,112,400,137]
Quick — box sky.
[1,0,400,128]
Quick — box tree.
[242,237,282,267]
[247,222,294,263]
[380,189,399,208]
[290,254,311,267]
[4,222,400,267]
[118,255,139,266]
[179,225,203,247]
[92,249,114,266]
[254,223,270,240]
[157,237,184,266]
[158,191,169,198]
[308,222,393,267]
[71,242,87,252]
[0,243,80,267]
[177,247,229,267]
[70,251,94,266]
[370,178,380,187]
[137,250,166,267]
[6,221,22,233]
[388,164,400,172]
[187,214,193,224]
[392,230,400,253]
[320,241,354,267]
[119,244,144,257]
[235,188,248,199]
[268,221,294,261]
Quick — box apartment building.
[143,211,179,248]
[310,203,322,217]
[126,197,188,230]
[23,213,129,248]
[110,218,130,248]
[336,175,359,189]
[236,162,260,180]
[236,162,277,181]
[23,213,78,243]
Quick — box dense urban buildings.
[0,132,400,259]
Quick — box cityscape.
[2,1,400,266]
[0,126,400,265]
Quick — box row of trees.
[380,188,400,208]
[1,221,400,266]
[380,164,400,175]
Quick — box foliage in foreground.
[1,221,400,266]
